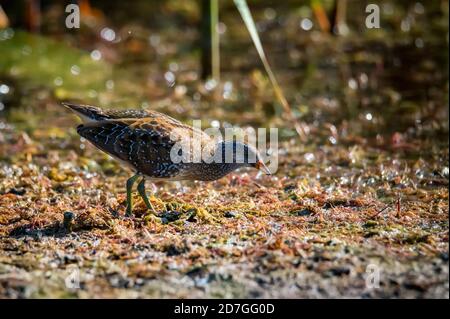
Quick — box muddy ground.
[0,0,448,298]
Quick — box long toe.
[144,212,161,223]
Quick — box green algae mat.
[0,1,448,298]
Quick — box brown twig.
[396,196,401,218]
[251,181,265,189]
[368,203,391,219]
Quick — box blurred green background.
[0,0,448,140]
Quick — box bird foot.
[143,212,161,223]
[125,206,133,218]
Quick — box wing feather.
[77,116,215,178]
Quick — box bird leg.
[137,178,158,215]
[125,174,140,217]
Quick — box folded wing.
[77,116,215,179]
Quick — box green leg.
[137,178,158,215]
[125,174,140,217]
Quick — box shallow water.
[0,0,448,298]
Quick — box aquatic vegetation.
[0,0,448,298]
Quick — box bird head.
[217,141,271,175]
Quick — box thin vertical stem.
[201,0,220,81]
[234,0,308,141]
[26,0,41,33]
[201,0,212,80]
[332,0,348,35]
[311,0,331,33]
[211,0,220,82]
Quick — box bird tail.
[61,102,108,123]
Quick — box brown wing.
[103,108,186,122]
[63,102,178,122]
[103,109,154,119]
[77,116,215,179]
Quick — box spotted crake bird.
[62,103,271,216]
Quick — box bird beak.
[255,160,271,175]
